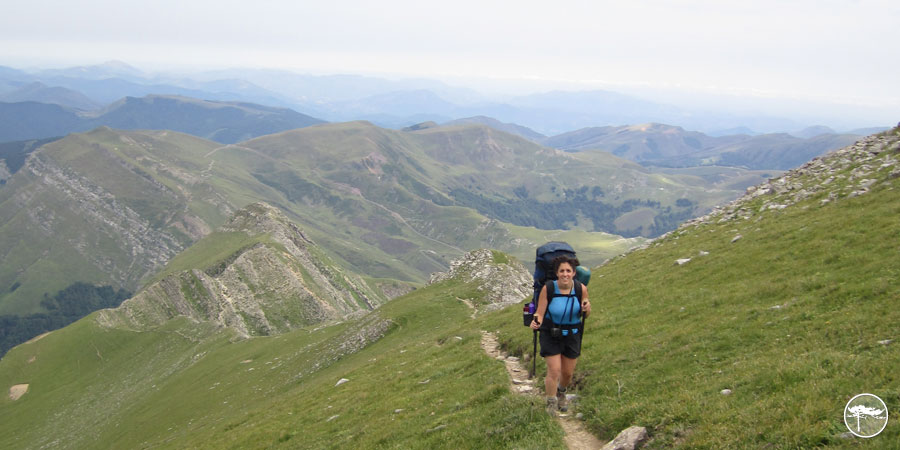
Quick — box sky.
[1,0,898,124]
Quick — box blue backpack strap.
[565,279,583,324]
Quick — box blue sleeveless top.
[546,281,581,326]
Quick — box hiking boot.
[557,387,568,412]
[545,396,558,416]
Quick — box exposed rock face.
[428,249,532,312]
[0,160,10,181]
[97,203,385,337]
[21,150,188,286]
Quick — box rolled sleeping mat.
[575,265,591,286]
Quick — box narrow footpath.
[480,331,606,450]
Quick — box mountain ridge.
[0,82,101,111]
[0,95,326,144]
[543,123,862,170]
[97,202,386,337]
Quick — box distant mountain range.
[542,123,862,170]
[0,95,324,143]
[1,89,861,172]
[0,82,101,110]
[1,62,890,135]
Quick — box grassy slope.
[487,138,900,446]
[220,122,654,277]
[0,279,564,449]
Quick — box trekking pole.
[530,329,538,379]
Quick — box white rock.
[675,258,691,265]
[601,426,648,450]
[721,389,732,395]
[335,378,349,387]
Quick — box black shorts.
[539,326,583,359]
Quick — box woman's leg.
[560,356,578,389]
[544,354,562,398]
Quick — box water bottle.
[523,302,534,326]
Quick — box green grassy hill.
[1,127,897,448]
[0,247,559,449]
[488,127,900,446]
[0,122,664,316]
[238,121,757,242]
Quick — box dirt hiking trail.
[481,331,606,450]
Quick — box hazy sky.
[1,0,898,115]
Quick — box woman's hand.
[530,317,541,330]
[582,300,591,316]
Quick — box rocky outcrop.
[97,203,386,337]
[428,249,532,312]
[602,426,648,450]
[294,316,393,381]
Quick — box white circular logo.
[844,393,888,438]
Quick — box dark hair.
[551,255,580,273]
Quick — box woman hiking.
[529,255,591,415]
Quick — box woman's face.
[556,262,575,284]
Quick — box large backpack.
[522,241,585,326]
